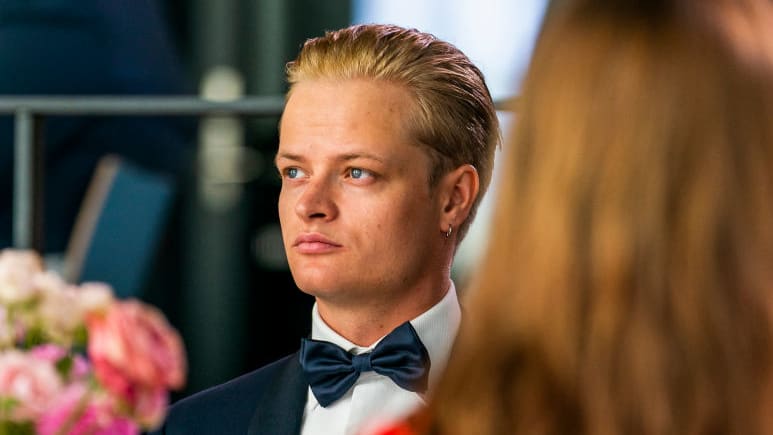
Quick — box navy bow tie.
[299,322,431,407]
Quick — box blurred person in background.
[0,0,195,253]
[155,23,500,435]
[381,0,773,434]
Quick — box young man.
[154,23,499,435]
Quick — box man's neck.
[315,278,450,346]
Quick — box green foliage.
[0,398,34,435]
[55,355,74,379]
[0,420,35,435]
[72,325,88,349]
[0,397,19,417]
[21,327,46,349]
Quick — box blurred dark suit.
[152,352,307,435]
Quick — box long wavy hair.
[422,1,773,434]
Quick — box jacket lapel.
[247,351,308,435]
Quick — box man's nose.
[295,177,338,221]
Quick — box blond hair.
[425,1,773,434]
[285,24,500,241]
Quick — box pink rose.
[0,349,62,420]
[86,300,185,425]
[37,383,139,435]
[28,344,67,362]
[37,383,89,435]
[132,386,169,429]
[92,417,138,435]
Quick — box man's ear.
[438,164,480,234]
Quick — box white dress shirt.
[299,282,462,435]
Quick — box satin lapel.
[247,352,308,435]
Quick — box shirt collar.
[310,281,462,391]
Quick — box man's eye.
[284,167,305,179]
[349,168,372,180]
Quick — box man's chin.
[295,283,341,299]
[294,281,363,305]
[289,261,351,292]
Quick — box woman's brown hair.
[423,1,773,434]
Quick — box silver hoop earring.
[445,225,453,239]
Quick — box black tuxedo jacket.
[152,352,308,435]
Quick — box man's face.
[276,79,445,307]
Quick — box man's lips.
[293,233,342,254]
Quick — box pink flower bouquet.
[0,249,186,434]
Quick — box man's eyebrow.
[274,152,305,165]
[274,151,387,166]
[338,152,385,163]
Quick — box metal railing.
[0,95,287,250]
